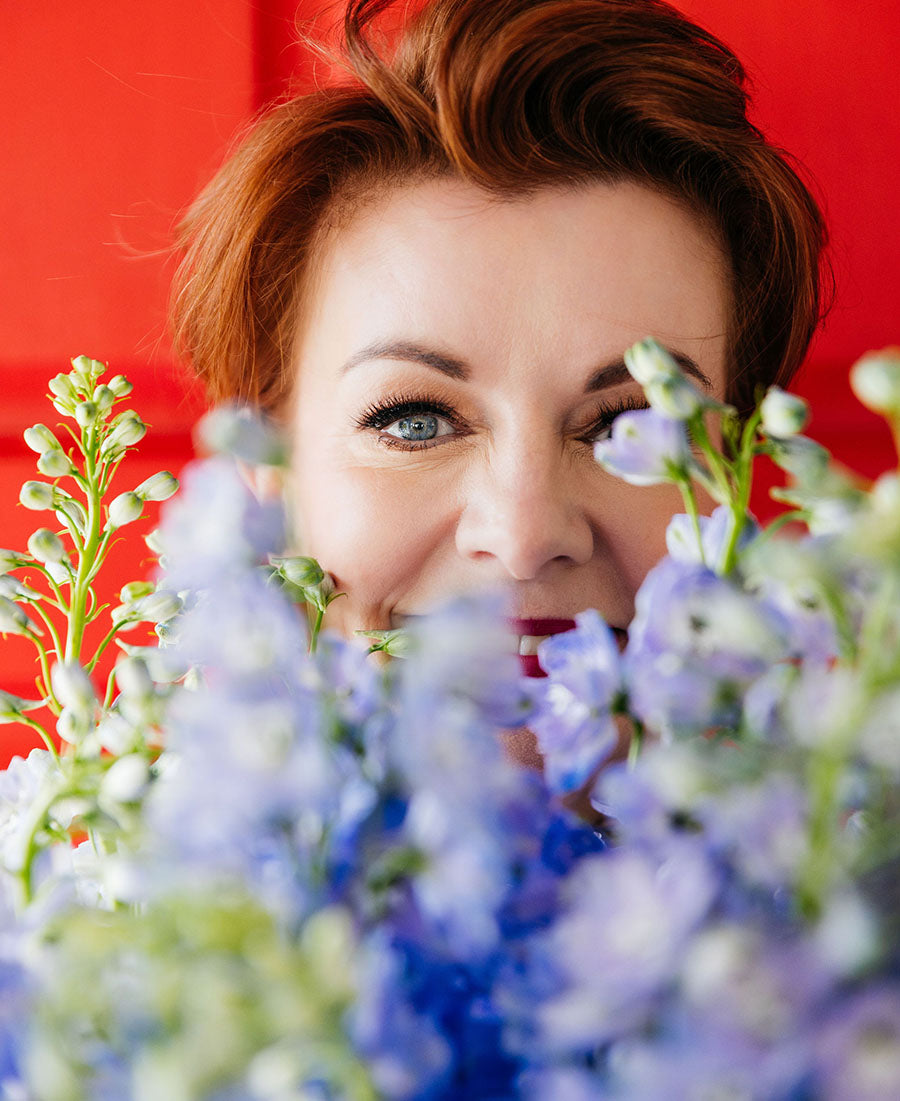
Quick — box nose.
[454,439,595,580]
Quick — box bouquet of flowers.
[1,343,899,1100]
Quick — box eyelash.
[354,392,650,450]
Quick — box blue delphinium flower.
[530,610,622,794]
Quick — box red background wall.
[2,0,898,763]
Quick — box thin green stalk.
[691,416,736,505]
[676,476,707,566]
[308,606,325,654]
[627,719,645,769]
[87,621,123,673]
[24,630,59,717]
[29,562,68,612]
[17,714,59,762]
[66,440,103,661]
[54,502,85,556]
[27,601,64,667]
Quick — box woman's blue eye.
[394,413,437,440]
[384,413,454,442]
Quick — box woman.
[172,0,827,672]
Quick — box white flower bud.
[767,435,831,481]
[51,661,97,714]
[0,595,40,637]
[850,349,900,414]
[48,373,78,404]
[27,528,69,566]
[23,424,61,454]
[37,449,76,478]
[272,555,325,587]
[113,590,182,630]
[0,576,40,603]
[19,481,56,511]
[100,754,150,804]
[624,337,680,386]
[101,411,147,458]
[872,472,900,516]
[645,372,704,420]
[134,471,178,502]
[139,591,183,624]
[56,498,87,537]
[107,492,144,529]
[120,580,155,604]
[114,656,154,699]
[144,529,164,555]
[107,374,133,397]
[93,385,115,413]
[0,549,30,573]
[760,386,809,438]
[75,401,99,429]
[0,690,45,724]
[56,705,92,745]
[45,561,69,585]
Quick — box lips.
[510,617,577,678]
[392,613,627,677]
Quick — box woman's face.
[289,178,729,650]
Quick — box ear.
[237,460,284,501]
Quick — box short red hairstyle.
[172,0,829,415]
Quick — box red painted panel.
[2,1,897,763]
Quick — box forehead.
[297,177,730,381]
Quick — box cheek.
[592,481,687,589]
[291,461,454,599]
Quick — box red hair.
[172,0,829,414]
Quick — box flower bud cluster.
[624,338,711,421]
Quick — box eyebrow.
[341,338,713,391]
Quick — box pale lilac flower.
[665,506,758,571]
[530,611,622,793]
[594,408,690,486]
[625,557,791,736]
[534,844,717,1051]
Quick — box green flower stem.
[18,714,59,762]
[29,562,68,613]
[675,476,707,566]
[28,601,64,672]
[308,606,325,654]
[87,621,123,674]
[85,529,116,586]
[627,718,645,769]
[691,416,736,506]
[103,666,117,709]
[65,442,103,662]
[98,453,126,498]
[750,508,809,546]
[24,627,59,716]
[797,721,858,921]
[54,503,85,555]
[857,569,900,691]
[820,579,859,664]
